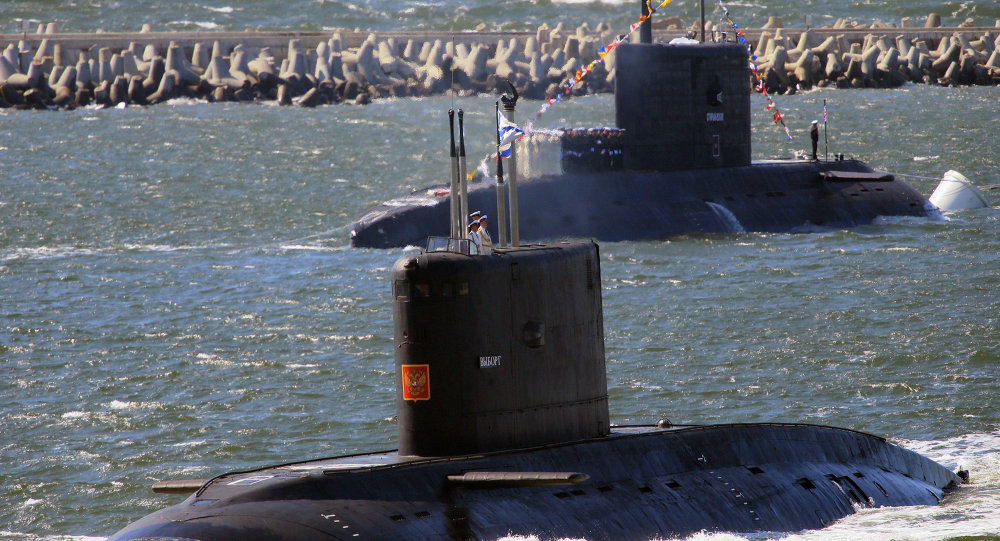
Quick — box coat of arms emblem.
[401,364,430,401]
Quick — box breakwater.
[2,13,998,110]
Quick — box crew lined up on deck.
[467,211,493,255]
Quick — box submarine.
[349,8,936,249]
[109,236,965,541]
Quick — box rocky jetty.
[725,15,1000,92]
[1,13,998,110]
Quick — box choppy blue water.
[3,2,1000,540]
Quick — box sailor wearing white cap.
[477,214,493,254]
[467,218,482,255]
[810,120,819,160]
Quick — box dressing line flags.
[529,0,794,142]
[718,0,792,141]
[535,0,675,120]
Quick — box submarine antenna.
[495,101,508,248]
[501,80,520,247]
[700,0,706,43]
[448,109,459,239]
[823,99,829,161]
[639,0,652,44]
[458,109,469,236]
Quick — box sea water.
[3,2,1000,540]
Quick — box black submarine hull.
[350,159,934,249]
[108,422,958,541]
[351,43,940,249]
[109,243,960,540]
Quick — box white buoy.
[928,170,990,211]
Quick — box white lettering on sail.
[479,356,502,368]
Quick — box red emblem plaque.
[401,364,430,401]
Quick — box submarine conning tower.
[392,242,609,457]
[615,41,752,171]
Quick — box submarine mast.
[640,0,652,43]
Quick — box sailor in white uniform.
[467,219,482,255]
[478,214,493,254]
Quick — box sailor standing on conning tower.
[478,214,493,254]
[468,219,482,255]
[810,120,819,160]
